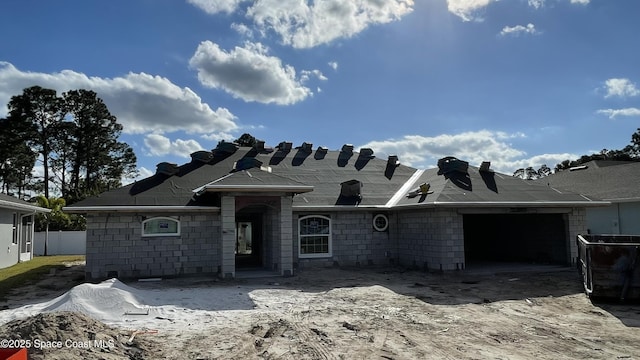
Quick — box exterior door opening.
[20,215,33,262]
[235,214,263,268]
[236,222,252,256]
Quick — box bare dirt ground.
[1,263,640,360]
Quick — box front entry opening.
[236,222,253,255]
[236,214,263,268]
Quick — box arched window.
[298,215,331,258]
[142,217,180,237]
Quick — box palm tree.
[35,196,69,255]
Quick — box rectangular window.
[142,217,180,237]
[12,213,18,244]
[299,215,331,258]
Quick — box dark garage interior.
[463,213,569,265]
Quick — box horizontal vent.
[191,150,213,163]
[340,179,362,197]
[215,141,239,154]
[341,144,354,153]
[234,157,263,171]
[359,148,374,158]
[156,162,179,176]
[437,156,468,175]
[299,142,313,153]
[277,141,293,151]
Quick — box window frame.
[142,216,181,237]
[298,215,332,258]
[11,213,18,244]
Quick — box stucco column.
[280,196,294,276]
[220,195,236,278]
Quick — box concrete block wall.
[294,211,392,269]
[566,207,588,266]
[265,205,280,271]
[279,197,293,276]
[85,212,220,280]
[220,196,236,278]
[396,208,465,271]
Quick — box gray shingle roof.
[0,193,50,213]
[65,145,609,211]
[535,160,640,202]
[393,165,605,208]
[193,169,314,194]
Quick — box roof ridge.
[385,169,425,208]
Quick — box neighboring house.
[535,160,640,235]
[0,193,51,269]
[65,141,608,280]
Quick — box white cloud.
[202,131,236,142]
[359,130,532,173]
[0,61,238,136]
[231,22,253,37]
[358,130,575,174]
[446,0,494,22]
[300,69,328,83]
[603,78,640,98]
[447,0,587,22]
[328,61,338,71]
[508,153,577,174]
[186,0,249,14]
[528,0,545,9]
[143,134,204,157]
[500,23,538,36]
[246,0,414,48]
[126,166,154,185]
[596,108,640,119]
[189,41,314,105]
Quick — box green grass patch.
[0,255,85,301]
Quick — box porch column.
[280,196,294,276]
[220,195,236,278]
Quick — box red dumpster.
[0,348,28,360]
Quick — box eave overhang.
[63,205,221,213]
[292,204,390,212]
[292,200,612,212]
[0,199,51,213]
[391,200,612,209]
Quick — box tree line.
[1,86,137,230]
[513,128,640,179]
[0,86,137,202]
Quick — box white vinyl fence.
[33,231,86,255]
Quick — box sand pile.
[0,278,155,327]
[0,311,161,360]
[0,277,256,332]
[38,278,150,322]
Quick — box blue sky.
[1,0,639,181]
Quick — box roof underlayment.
[66,144,610,212]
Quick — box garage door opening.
[463,214,569,266]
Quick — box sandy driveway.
[1,263,639,359]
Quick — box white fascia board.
[63,205,221,213]
[0,199,51,213]
[432,201,611,208]
[292,205,390,212]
